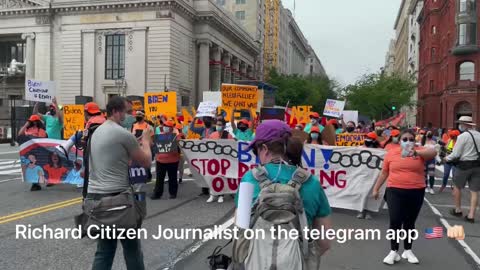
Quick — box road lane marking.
[0,197,82,224]
[162,216,235,270]
[424,198,480,268]
[0,151,20,155]
[0,177,21,183]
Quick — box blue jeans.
[442,163,456,187]
[92,238,145,270]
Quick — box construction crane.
[263,0,280,79]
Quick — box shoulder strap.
[82,136,92,198]
[466,131,480,157]
[288,167,311,191]
[252,166,272,189]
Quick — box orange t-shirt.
[384,143,400,152]
[43,165,68,184]
[25,127,47,138]
[208,131,233,139]
[382,147,426,189]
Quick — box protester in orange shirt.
[18,115,47,138]
[208,118,233,140]
[383,129,401,151]
[372,130,436,265]
[151,120,181,200]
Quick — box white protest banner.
[342,110,359,125]
[180,140,386,212]
[203,91,222,104]
[323,99,345,118]
[196,101,218,118]
[25,79,56,103]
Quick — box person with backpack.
[445,116,480,223]
[233,119,332,269]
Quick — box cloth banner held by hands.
[180,140,386,212]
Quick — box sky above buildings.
[282,0,401,86]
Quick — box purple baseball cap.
[247,120,292,151]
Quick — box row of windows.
[427,61,475,93]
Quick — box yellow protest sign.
[186,129,201,139]
[144,92,177,120]
[290,106,312,124]
[335,133,367,146]
[63,105,85,139]
[217,106,233,121]
[221,84,258,110]
[131,100,143,111]
[182,108,194,125]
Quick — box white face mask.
[459,124,467,132]
[163,127,171,133]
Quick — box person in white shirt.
[446,116,480,223]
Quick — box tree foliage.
[341,73,416,120]
[266,69,338,112]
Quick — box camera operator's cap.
[309,112,320,119]
[84,102,101,114]
[164,120,175,127]
[28,115,41,122]
[247,120,291,151]
[457,116,476,126]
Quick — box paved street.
[0,144,480,270]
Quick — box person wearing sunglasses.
[372,130,437,265]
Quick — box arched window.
[459,61,475,80]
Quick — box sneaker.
[429,188,435,195]
[356,212,365,219]
[365,213,372,220]
[206,195,216,203]
[401,250,419,264]
[217,196,224,203]
[383,250,401,265]
[450,208,463,217]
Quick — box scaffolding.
[263,0,279,79]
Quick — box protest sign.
[19,138,84,185]
[203,91,222,104]
[181,108,194,125]
[290,106,312,124]
[342,110,359,125]
[196,101,218,118]
[217,106,233,121]
[180,140,386,212]
[336,133,367,146]
[63,105,85,139]
[221,84,258,110]
[144,92,177,120]
[25,79,56,103]
[131,100,143,111]
[155,134,178,153]
[260,107,285,121]
[323,99,345,118]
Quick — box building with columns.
[0,0,260,124]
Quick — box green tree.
[266,68,338,112]
[341,73,416,120]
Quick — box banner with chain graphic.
[179,140,387,212]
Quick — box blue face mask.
[459,125,466,132]
[311,133,319,140]
[163,127,171,133]
[401,141,415,149]
[216,126,224,132]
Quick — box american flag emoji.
[425,227,444,239]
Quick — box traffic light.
[391,105,396,111]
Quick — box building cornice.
[394,0,407,30]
